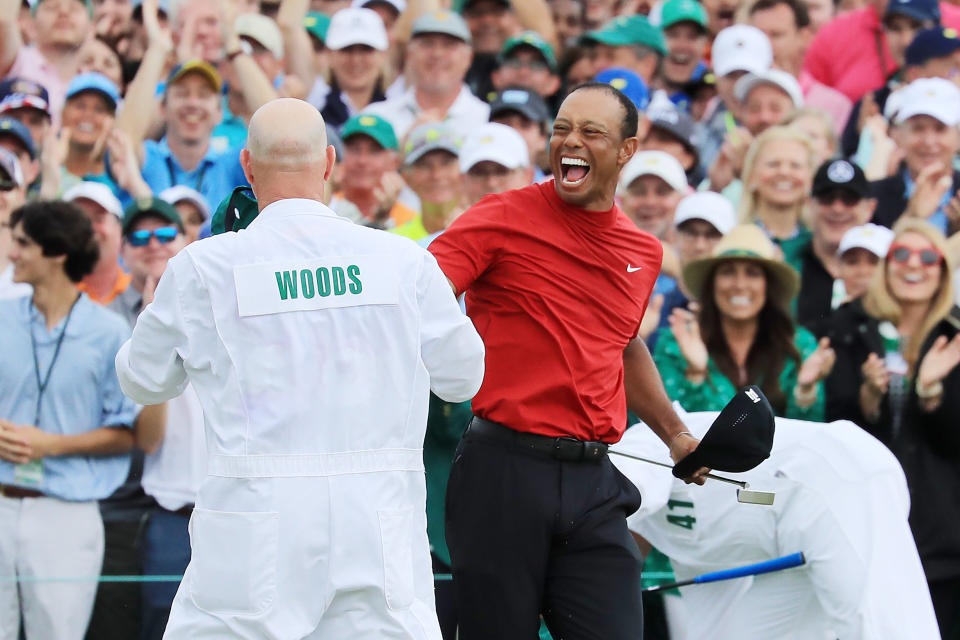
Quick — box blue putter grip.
[692,552,806,584]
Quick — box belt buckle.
[554,437,585,461]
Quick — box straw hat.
[682,224,800,306]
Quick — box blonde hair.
[739,126,818,225]
[863,218,956,369]
[782,107,838,161]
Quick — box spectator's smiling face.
[463,0,516,55]
[712,259,767,322]
[886,231,944,304]
[462,160,530,206]
[34,0,91,48]
[663,22,707,85]
[675,219,722,264]
[77,37,124,89]
[748,139,810,207]
[839,247,879,299]
[163,73,221,145]
[5,107,51,150]
[493,48,560,97]
[330,45,385,94]
[407,34,472,95]
[403,149,462,205]
[619,174,681,239]
[122,215,186,284]
[62,92,114,151]
[741,84,794,136]
[898,115,960,173]
[8,222,58,286]
[811,189,872,247]
[71,197,121,255]
[342,135,396,193]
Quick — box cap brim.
[682,253,800,306]
[405,143,459,165]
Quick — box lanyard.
[165,156,208,194]
[30,293,81,425]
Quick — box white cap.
[235,14,284,59]
[326,7,389,51]
[894,77,960,126]
[459,122,530,173]
[837,223,895,258]
[159,185,211,221]
[63,181,122,220]
[618,151,688,193]
[673,191,737,234]
[734,69,804,109]
[884,86,907,121]
[711,25,773,78]
[352,0,406,12]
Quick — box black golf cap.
[811,159,870,200]
[672,385,775,479]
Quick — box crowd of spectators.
[1,0,960,637]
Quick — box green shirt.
[390,215,428,241]
[653,326,825,421]
[424,393,472,567]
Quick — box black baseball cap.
[672,385,775,478]
[646,107,698,163]
[811,159,870,199]
[488,87,550,124]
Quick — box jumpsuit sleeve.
[417,250,486,404]
[784,328,826,422]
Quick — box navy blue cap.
[0,77,51,116]
[906,27,960,65]
[0,117,36,159]
[885,0,940,24]
[594,67,650,110]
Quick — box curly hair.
[10,200,100,282]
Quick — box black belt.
[0,484,44,499]
[467,417,609,463]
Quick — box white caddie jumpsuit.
[611,407,941,640]
[115,198,485,640]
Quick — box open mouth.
[561,156,591,186]
[902,273,925,284]
[729,295,753,307]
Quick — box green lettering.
[275,270,298,300]
[347,264,362,294]
[316,267,331,297]
[300,269,315,299]
[332,267,347,295]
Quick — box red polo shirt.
[428,180,662,443]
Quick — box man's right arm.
[0,0,23,77]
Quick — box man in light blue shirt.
[0,201,136,640]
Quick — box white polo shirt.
[362,85,491,142]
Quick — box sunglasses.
[128,226,178,247]
[815,190,860,206]
[887,243,942,266]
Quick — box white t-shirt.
[141,384,206,512]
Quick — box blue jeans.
[140,508,191,640]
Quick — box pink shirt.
[6,46,63,126]
[799,70,853,133]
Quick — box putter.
[608,449,776,505]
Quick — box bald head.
[241,99,336,209]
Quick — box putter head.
[736,482,776,505]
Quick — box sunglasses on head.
[815,190,860,206]
[887,243,942,266]
[128,226,178,247]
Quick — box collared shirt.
[0,264,31,300]
[78,267,132,305]
[798,70,853,134]
[8,47,64,126]
[140,137,248,216]
[903,170,950,234]
[107,281,143,329]
[362,85,491,141]
[0,295,136,501]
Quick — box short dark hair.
[749,0,811,29]
[567,81,639,141]
[10,201,100,282]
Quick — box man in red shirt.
[429,83,705,639]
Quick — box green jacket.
[653,326,825,421]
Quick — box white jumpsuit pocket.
[188,508,279,616]
[378,508,416,610]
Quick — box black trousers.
[445,419,645,640]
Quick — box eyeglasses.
[887,243,942,266]
[128,226,178,247]
[502,58,549,73]
[815,190,860,207]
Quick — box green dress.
[652,326,825,421]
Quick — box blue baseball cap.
[906,27,960,65]
[66,72,120,111]
[0,117,36,159]
[0,77,51,117]
[885,0,939,24]
[594,67,650,111]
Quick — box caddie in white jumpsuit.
[115,99,485,639]
[612,406,941,640]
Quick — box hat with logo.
[236,13,285,58]
[211,186,259,235]
[618,150,688,193]
[837,223,895,257]
[595,67,650,110]
[326,7,389,51]
[499,31,557,71]
[166,60,222,93]
[64,182,123,220]
[341,113,398,150]
[303,11,330,42]
[673,191,737,234]
[459,122,529,173]
[31,0,93,17]
[905,27,960,66]
[122,196,184,234]
[683,224,801,306]
[0,117,36,159]
[885,0,939,24]
[812,159,870,199]
[488,87,550,123]
[647,106,698,162]
[66,72,120,111]
[411,9,472,45]
[0,147,23,191]
[734,69,804,108]
[583,15,667,57]
[352,0,406,14]
[159,185,211,222]
[894,77,960,125]
[711,25,773,78]
[403,122,461,165]
[660,0,708,31]
[0,78,51,117]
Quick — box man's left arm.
[623,337,706,484]
[0,423,134,463]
